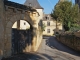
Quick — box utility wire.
[47,0,53,8]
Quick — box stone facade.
[42,14,62,36]
[0,0,5,59]
[0,0,42,59]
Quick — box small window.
[24,22,26,25]
[45,16,49,20]
[47,29,50,33]
[47,22,50,26]
[45,17,47,19]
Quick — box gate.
[11,28,31,55]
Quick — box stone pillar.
[31,27,37,51]
[0,0,5,59]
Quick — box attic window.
[46,16,49,20]
[29,3,31,6]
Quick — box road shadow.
[2,52,54,60]
[46,36,80,56]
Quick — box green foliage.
[70,26,80,32]
[51,1,79,31]
[41,23,46,31]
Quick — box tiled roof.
[24,0,43,9]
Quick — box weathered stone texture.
[0,0,42,59]
[0,0,5,59]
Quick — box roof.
[4,0,36,11]
[24,0,43,9]
[43,14,53,21]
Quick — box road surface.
[2,36,80,60]
[38,36,80,60]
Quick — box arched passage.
[5,14,34,56]
[11,20,33,55]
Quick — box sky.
[8,0,75,14]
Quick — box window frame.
[47,29,50,33]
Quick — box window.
[47,22,50,26]
[45,16,49,20]
[47,29,50,33]
[24,22,26,25]
[45,17,47,19]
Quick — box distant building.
[42,14,62,36]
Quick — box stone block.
[0,50,3,56]
[6,28,11,34]
[10,16,17,23]
[7,21,13,28]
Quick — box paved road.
[38,36,80,60]
[2,36,80,60]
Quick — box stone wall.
[0,0,5,59]
[56,34,80,51]
[29,11,43,52]
[0,0,43,59]
[74,32,80,38]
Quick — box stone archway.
[11,20,33,55]
[0,0,43,59]
[4,14,34,57]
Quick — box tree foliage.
[51,1,79,31]
[41,23,46,31]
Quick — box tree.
[41,23,46,31]
[51,1,79,31]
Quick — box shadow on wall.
[11,28,33,55]
[46,36,80,56]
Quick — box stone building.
[0,0,43,59]
[42,14,62,36]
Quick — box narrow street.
[38,36,80,60]
[2,36,80,60]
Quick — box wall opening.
[11,20,33,55]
